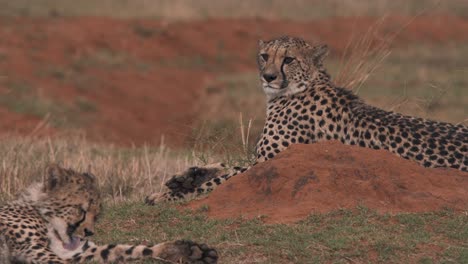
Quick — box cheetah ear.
[45,164,68,191]
[307,44,329,66]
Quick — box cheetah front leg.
[145,163,249,204]
[73,240,218,263]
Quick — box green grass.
[74,97,98,113]
[0,52,7,62]
[132,23,166,38]
[66,48,153,73]
[0,80,99,127]
[155,45,232,71]
[0,81,71,124]
[94,203,468,264]
[157,55,208,69]
[71,49,132,70]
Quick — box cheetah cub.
[146,36,467,204]
[0,164,218,263]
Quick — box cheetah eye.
[260,54,269,61]
[283,57,295,64]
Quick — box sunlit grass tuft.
[0,134,220,204]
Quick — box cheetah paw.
[165,166,221,192]
[145,163,226,205]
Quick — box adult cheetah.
[0,164,218,263]
[146,36,467,204]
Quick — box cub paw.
[161,240,218,264]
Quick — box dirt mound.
[188,141,468,223]
[1,16,468,145]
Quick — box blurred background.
[0,0,467,201]
[0,0,467,146]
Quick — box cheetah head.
[257,36,329,100]
[41,165,101,247]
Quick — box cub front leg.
[12,245,66,264]
[74,240,218,263]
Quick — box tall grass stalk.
[335,3,438,92]
[0,134,217,204]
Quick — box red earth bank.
[0,16,468,145]
[188,141,468,223]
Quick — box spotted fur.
[0,164,218,263]
[146,36,467,204]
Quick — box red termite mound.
[188,141,468,223]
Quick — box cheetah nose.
[263,74,277,83]
[84,228,94,237]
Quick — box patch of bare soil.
[0,16,467,145]
[188,141,468,223]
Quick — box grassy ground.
[94,203,468,263]
[2,133,465,264]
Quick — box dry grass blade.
[334,15,392,92]
[335,3,440,93]
[0,134,216,204]
[239,112,253,159]
[456,118,468,126]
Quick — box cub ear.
[83,172,96,183]
[44,164,68,191]
[307,44,329,66]
[258,39,265,48]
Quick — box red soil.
[0,16,468,145]
[0,106,55,136]
[188,141,468,223]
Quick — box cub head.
[257,36,329,100]
[43,164,101,243]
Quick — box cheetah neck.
[310,68,331,85]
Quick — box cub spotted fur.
[0,164,218,263]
